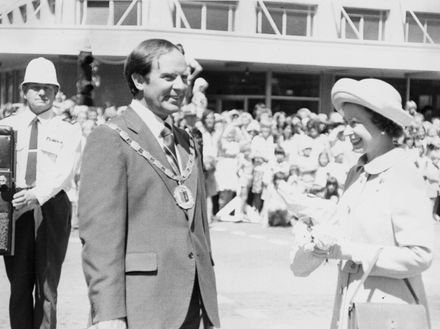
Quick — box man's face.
[142,50,189,119]
[23,83,57,115]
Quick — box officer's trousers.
[3,191,71,329]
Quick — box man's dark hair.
[124,39,179,96]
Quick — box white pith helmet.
[21,57,60,89]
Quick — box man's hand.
[89,319,127,329]
[12,190,39,210]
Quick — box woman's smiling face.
[341,103,383,154]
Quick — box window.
[204,71,266,95]
[85,0,109,25]
[406,12,440,44]
[340,8,386,41]
[176,1,236,32]
[256,3,315,37]
[271,73,320,114]
[272,73,319,97]
[81,0,140,26]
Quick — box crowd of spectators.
[1,80,439,228]
[187,90,440,227]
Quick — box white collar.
[357,147,406,175]
[23,107,55,125]
[130,99,173,138]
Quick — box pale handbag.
[348,249,429,329]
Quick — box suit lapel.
[123,107,178,196]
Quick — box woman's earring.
[380,131,386,135]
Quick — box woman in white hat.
[289,78,433,328]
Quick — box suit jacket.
[79,107,220,329]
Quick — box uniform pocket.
[125,252,157,273]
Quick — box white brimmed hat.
[331,78,414,127]
[21,57,60,88]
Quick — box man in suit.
[79,39,220,329]
[1,57,82,329]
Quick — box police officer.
[0,57,82,329]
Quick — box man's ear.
[131,73,146,91]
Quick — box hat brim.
[331,79,414,127]
[21,81,60,89]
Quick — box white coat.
[292,148,434,329]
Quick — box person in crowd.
[265,171,290,227]
[249,150,272,218]
[250,119,276,165]
[273,111,287,137]
[103,102,118,121]
[405,100,418,117]
[87,107,98,122]
[309,150,331,197]
[237,111,254,145]
[175,43,203,84]
[200,109,220,221]
[418,139,440,222]
[252,102,269,121]
[215,120,241,210]
[323,176,340,203]
[272,145,290,177]
[294,139,318,191]
[327,145,350,191]
[236,143,254,221]
[305,119,330,161]
[245,119,260,140]
[79,39,220,329]
[0,57,82,329]
[288,78,433,329]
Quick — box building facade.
[1,0,440,115]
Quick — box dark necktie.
[25,117,39,187]
[161,123,180,175]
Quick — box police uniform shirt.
[0,107,82,205]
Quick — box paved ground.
[1,222,439,329]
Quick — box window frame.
[176,1,237,32]
[405,11,440,44]
[256,2,315,37]
[340,8,386,41]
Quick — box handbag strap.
[348,248,420,307]
[404,277,420,304]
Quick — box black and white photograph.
[0,1,439,329]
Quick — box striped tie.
[25,117,39,187]
[161,123,180,175]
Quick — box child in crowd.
[265,171,290,227]
[249,151,272,215]
[309,151,331,197]
[421,142,440,221]
[295,141,318,192]
[323,176,339,203]
[237,143,254,221]
[272,146,290,177]
[327,147,349,191]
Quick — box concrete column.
[146,0,174,29]
[235,0,257,34]
[61,0,76,25]
[384,0,405,42]
[314,0,339,40]
[319,72,335,115]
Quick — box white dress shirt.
[0,107,82,205]
[129,99,183,171]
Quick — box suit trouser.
[180,272,213,329]
[3,191,71,329]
